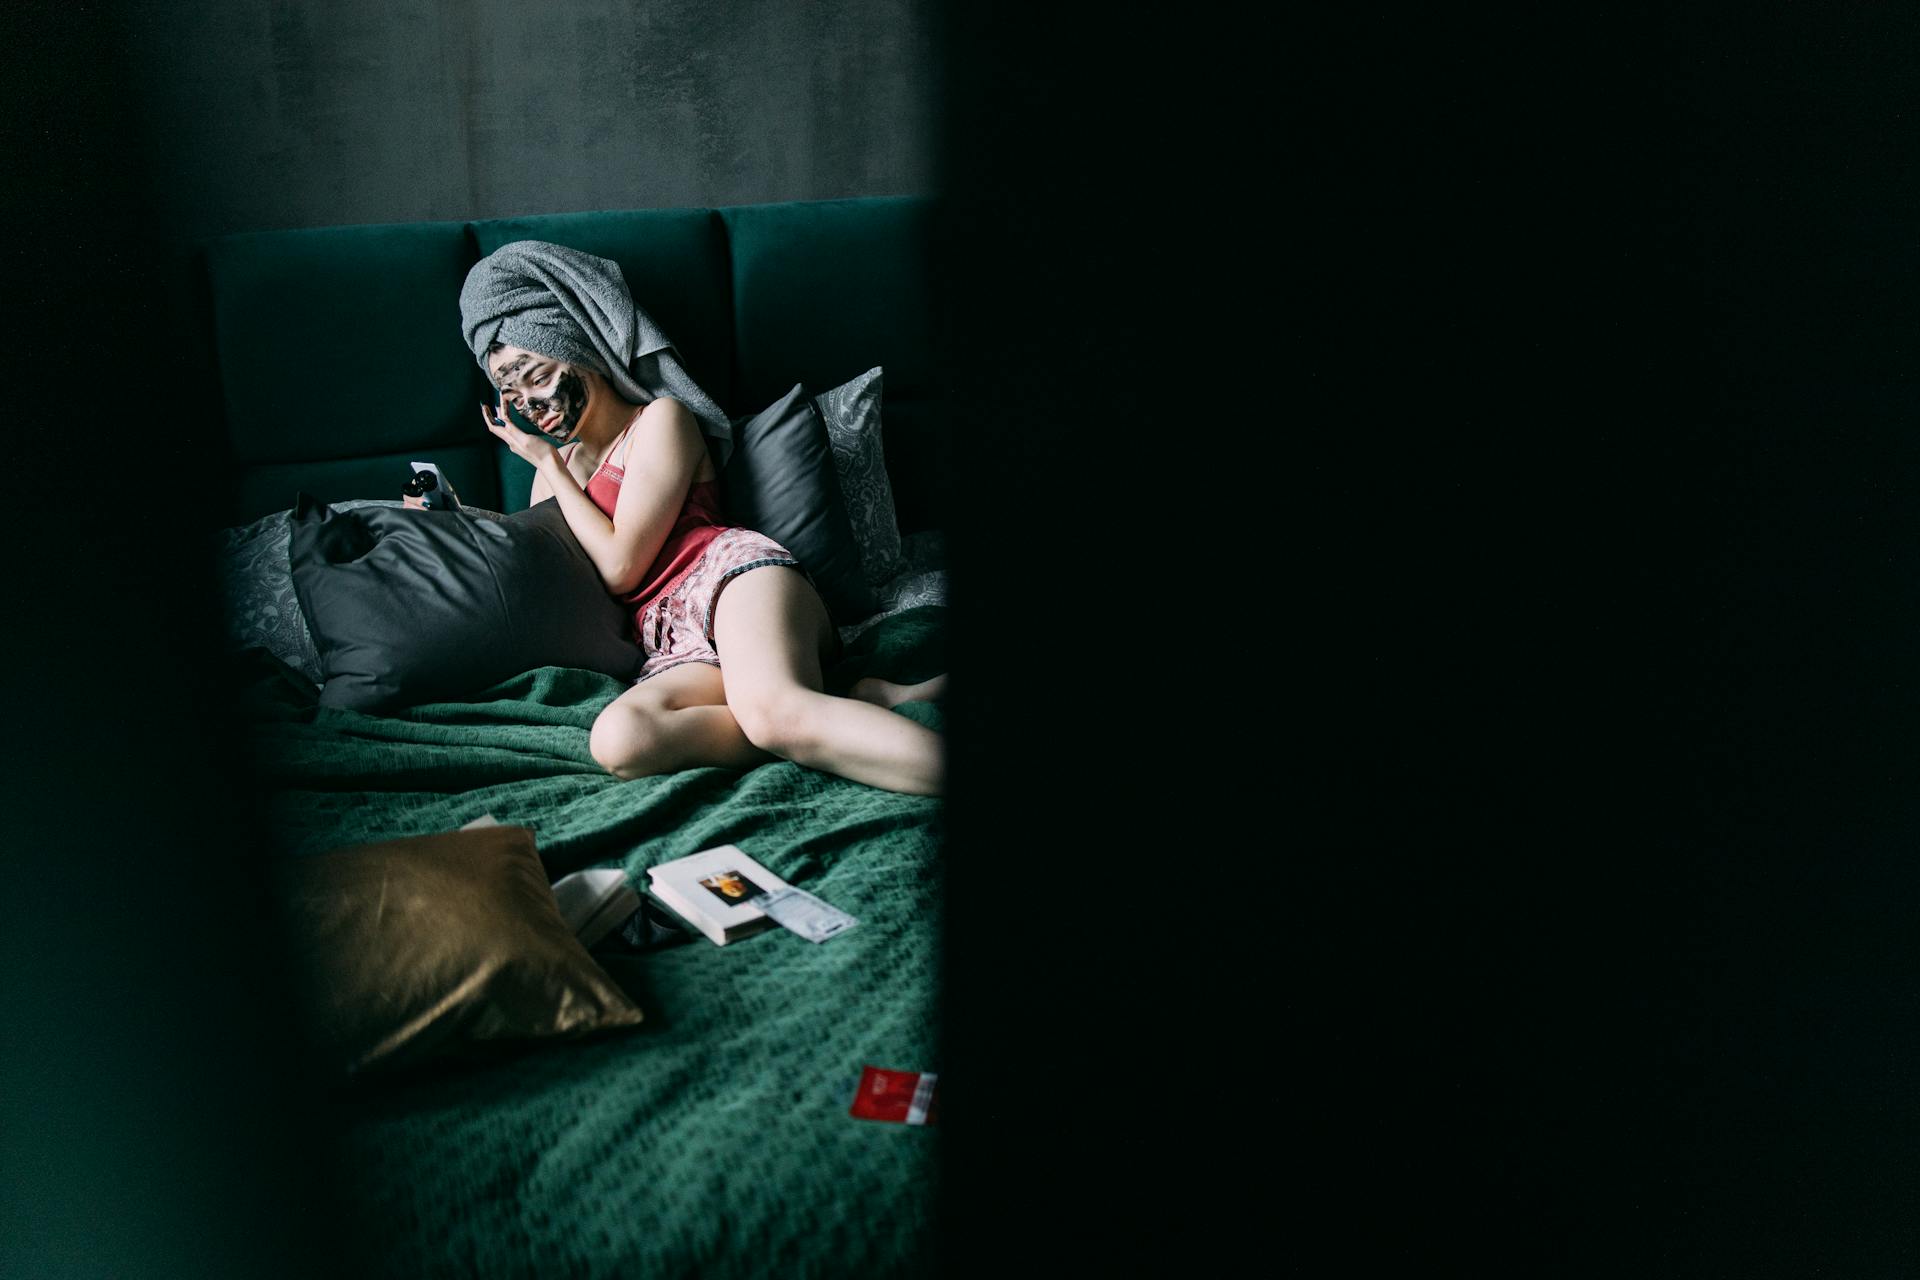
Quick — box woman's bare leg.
[712,566,945,796]
[850,673,949,709]
[589,661,775,780]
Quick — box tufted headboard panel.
[194,195,948,532]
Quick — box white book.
[647,845,790,946]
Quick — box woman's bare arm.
[518,401,705,595]
[526,440,577,507]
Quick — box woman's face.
[487,344,591,443]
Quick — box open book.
[462,813,639,949]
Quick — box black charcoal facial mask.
[493,354,586,443]
[499,397,543,435]
[522,368,588,442]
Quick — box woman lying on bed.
[446,241,945,797]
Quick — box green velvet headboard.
[193,195,948,533]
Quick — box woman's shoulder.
[613,406,717,483]
[644,418,717,485]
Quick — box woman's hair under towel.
[459,240,737,467]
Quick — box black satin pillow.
[722,382,877,624]
[289,494,640,711]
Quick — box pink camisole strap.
[579,426,728,613]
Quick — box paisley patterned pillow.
[214,499,403,684]
[812,367,906,588]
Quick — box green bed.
[234,605,947,1278]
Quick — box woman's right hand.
[483,399,561,469]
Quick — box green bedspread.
[239,607,948,1279]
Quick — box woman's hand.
[482,399,559,469]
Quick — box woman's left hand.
[482,400,558,468]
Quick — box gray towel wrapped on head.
[458,240,735,467]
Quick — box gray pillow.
[722,383,877,624]
[288,495,641,711]
[812,367,905,588]
[215,498,402,684]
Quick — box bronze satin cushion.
[273,824,643,1079]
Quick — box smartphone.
[403,461,463,512]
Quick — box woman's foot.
[850,672,949,709]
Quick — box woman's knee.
[590,699,669,779]
[729,687,822,760]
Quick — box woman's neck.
[572,386,645,461]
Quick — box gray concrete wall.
[120,0,942,244]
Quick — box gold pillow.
[273,823,643,1079]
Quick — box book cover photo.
[647,844,791,946]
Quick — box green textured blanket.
[240,607,947,1279]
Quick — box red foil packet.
[850,1066,940,1125]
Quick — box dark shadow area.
[1,5,352,1277]
[934,3,1920,1274]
